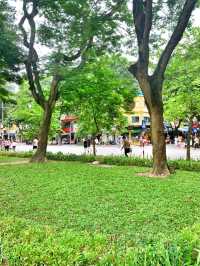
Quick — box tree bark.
[174,119,182,137]
[130,0,197,176]
[92,137,96,156]
[31,103,53,162]
[186,118,192,161]
[136,75,170,176]
[150,106,169,176]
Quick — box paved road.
[15,143,200,160]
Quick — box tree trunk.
[150,107,170,176]
[92,137,96,156]
[140,78,170,176]
[129,66,170,176]
[31,103,53,162]
[174,119,182,138]
[186,118,192,161]
[186,133,191,161]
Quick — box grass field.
[1,159,200,264]
[0,155,27,162]
[1,161,200,242]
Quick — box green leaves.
[164,28,200,121]
[37,0,130,62]
[61,55,138,136]
[8,81,60,140]
[0,0,22,103]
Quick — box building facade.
[124,95,150,135]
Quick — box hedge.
[0,151,200,172]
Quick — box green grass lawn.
[0,155,27,162]
[0,160,200,246]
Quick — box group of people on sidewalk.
[173,134,200,149]
[0,138,17,151]
[0,137,39,152]
[83,136,132,157]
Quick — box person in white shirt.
[33,138,38,150]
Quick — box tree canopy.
[18,0,131,161]
[8,81,61,141]
[0,0,21,101]
[164,27,200,160]
[164,28,200,122]
[61,55,138,141]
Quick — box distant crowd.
[165,134,200,148]
[0,133,199,155]
[0,137,17,151]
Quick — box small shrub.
[46,152,96,163]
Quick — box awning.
[60,115,78,122]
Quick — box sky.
[193,8,200,26]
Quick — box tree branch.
[62,1,125,64]
[142,1,152,64]
[128,62,138,77]
[154,0,197,79]
[133,0,145,47]
[48,75,60,108]
[63,36,93,63]
[132,0,152,72]
[101,0,126,20]
[19,0,45,109]
[91,101,100,134]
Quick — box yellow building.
[124,95,150,132]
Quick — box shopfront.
[60,115,78,144]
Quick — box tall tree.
[164,28,200,160]
[61,55,137,155]
[19,0,129,162]
[128,0,198,176]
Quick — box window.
[132,116,140,123]
[143,117,150,123]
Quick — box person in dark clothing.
[87,138,91,154]
[121,137,131,157]
[83,139,88,154]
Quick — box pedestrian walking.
[11,139,17,151]
[87,138,91,154]
[33,138,38,150]
[83,138,88,154]
[121,137,131,157]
